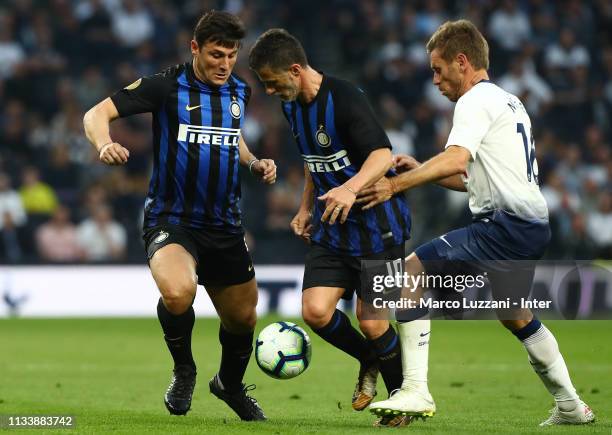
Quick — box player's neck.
[297,67,323,104]
[191,58,222,87]
[460,69,489,97]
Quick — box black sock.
[219,326,253,392]
[368,325,403,394]
[312,309,374,363]
[157,298,196,370]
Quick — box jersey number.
[516,123,539,184]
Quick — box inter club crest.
[316,125,331,148]
[230,97,241,119]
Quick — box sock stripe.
[522,325,551,346]
[379,334,398,355]
[311,309,373,363]
[512,317,542,341]
[313,309,343,335]
[328,310,342,333]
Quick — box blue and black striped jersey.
[111,62,250,232]
[282,75,411,256]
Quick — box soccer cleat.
[209,374,266,421]
[373,414,413,427]
[369,388,435,419]
[352,362,378,411]
[164,364,197,415]
[539,401,595,426]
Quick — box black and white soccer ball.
[255,321,312,379]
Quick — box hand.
[318,185,356,225]
[393,154,421,173]
[290,208,313,243]
[252,159,277,184]
[99,142,129,165]
[356,177,395,210]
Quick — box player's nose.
[265,87,275,96]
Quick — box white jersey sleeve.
[445,81,549,222]
[446,94,492,159]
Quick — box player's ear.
[457,53,468,72]
[289,64,301,77]
[190,40,200,56]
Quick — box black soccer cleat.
[164,364,197,415]
[209,374,267,421]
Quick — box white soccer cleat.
[369,388,435,420]
[539,401,595,426]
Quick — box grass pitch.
[0,317,609,434]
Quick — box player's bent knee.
[222,308,257,333]
[162,292,193,315]
[302,303,333,329]
[358,319,389,339]
[158,279,197,315]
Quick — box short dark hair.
[193,10,245,49]
[426,20,489,70]
[248,29,308,71]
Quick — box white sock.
[397,319,430,394]
[521,323,580,411]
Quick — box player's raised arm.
[83,97,130,166]
[84,71,171,166]
[393,154,467,192]
[238,136,276,184]
[358,146,471,209]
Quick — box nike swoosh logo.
[439,235,452,247]
[420,331,430,337]
[186,104,202,111]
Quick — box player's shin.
[396,307,430,394]
[157,297,196,369]
[511,317,580,411]
[367,325,403,394]
[218,326,254,392]
[312,308,374,363]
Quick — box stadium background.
[0,0,610,267]
[0,2,610,433]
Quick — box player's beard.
[280,85,300,102]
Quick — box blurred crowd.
[0,0,611,264]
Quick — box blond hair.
[426,20,489,70]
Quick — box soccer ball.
[255,321,312,379]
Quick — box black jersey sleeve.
[331,78,391,164]
[110,71,174,117]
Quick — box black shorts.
[302,242,407,300]
[143,224,255,287]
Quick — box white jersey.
[446,81,549,222]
